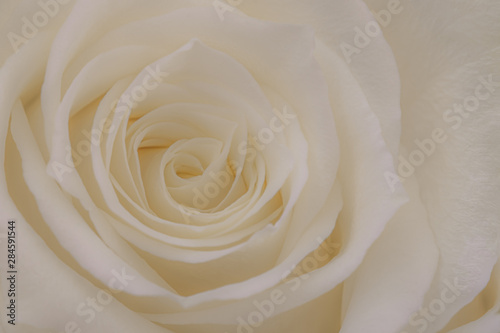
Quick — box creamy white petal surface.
[0,1,498,333]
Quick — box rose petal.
[339,176,439,333]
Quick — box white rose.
[0,0,498,333]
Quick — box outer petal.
[239,0,403,157]
[339,176,439,333]
[3,218,171,333]
[446,260,500,333]
[361,0,500,331]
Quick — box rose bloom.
[0,0,499,332]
